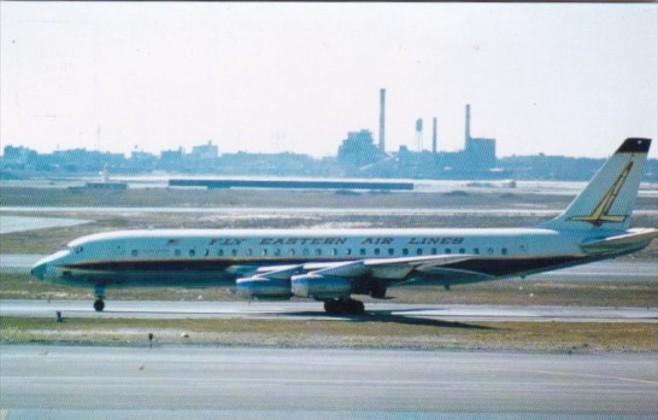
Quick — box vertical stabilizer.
[541,138,651,231]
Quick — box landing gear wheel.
[324,300,340,314]
[323,298,364,315]
[346,299,365,315]
[93,298,105,312]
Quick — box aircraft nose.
[30,249,71,280]
[30,262,47,279]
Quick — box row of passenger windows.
[130,247,509,257]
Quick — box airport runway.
[2,299,656,323]
[1,345,656,419]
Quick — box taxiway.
[0,345,655,419]
[1,299,656,323]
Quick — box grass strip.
[1,316,656,353]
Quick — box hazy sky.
[1,3,656,158]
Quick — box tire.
[93,299,105,312]
[324,300,340,314]
[348,299,365,315]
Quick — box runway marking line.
[530,369,658,386]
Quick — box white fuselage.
[32,227,600,289]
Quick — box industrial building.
[190,140,219,160]
[337,129,386,168]
[338,90,499,178]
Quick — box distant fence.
[168,179,414,191]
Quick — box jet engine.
[291,274,352,300]
[235,277,292,300]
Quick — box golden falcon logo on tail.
[569,161,633,226]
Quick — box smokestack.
[432,117,437,154]
[415,118,423,152]
[465,104,471,150]
[379,88,386,153]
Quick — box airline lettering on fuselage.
[259,238,348,245]
[361,238,393,245]
[209,238,246,246]
[408,237,464,245]
[208,237,466,246]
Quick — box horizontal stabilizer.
[581,228,658,252]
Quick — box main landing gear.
[323,298,365,315]
[93,285,105,312]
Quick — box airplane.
[31,138,657,315]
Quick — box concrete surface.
[1,299,656,323]
[0,345,656,419]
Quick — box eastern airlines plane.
[31,138,657,315]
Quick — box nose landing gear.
[93,285,106,312]
[93,298,105,312]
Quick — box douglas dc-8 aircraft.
[32,138,657,315]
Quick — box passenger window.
[231,249,237,256]
[416,248,423,255]
[332,248,338,256]
[388,248,395,256]
[289,249,296,256]
[347,248,352,255]
[487,248,494,255]
[473,248,480,255]
[501,248,508,255]
[402,248,409,256]
[131,249,138,257]
[246,249,253,256]
[315,248,322,256]
[374,248,380,256]
[459,248,465,254]
[262,249,268,256]
[189,249,195,257]
[431,248,437,255]
[204,249,210,256]
[274,248,281,256]
[445,248,451,254]
[303,248,310,256]
[360,248,367,256]
[217,249,223,256]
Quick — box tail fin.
[541,138,651,231]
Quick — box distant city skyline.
[1,3,656,158]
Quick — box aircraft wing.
[237,255,496,300]
[253,254,474,281]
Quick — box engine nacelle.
[291,274,352,299]
[235,276,292,301]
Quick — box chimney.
[432,117,437,154]
[415,118,423,152]
[465,104,471,150]
[379,88,386,153]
